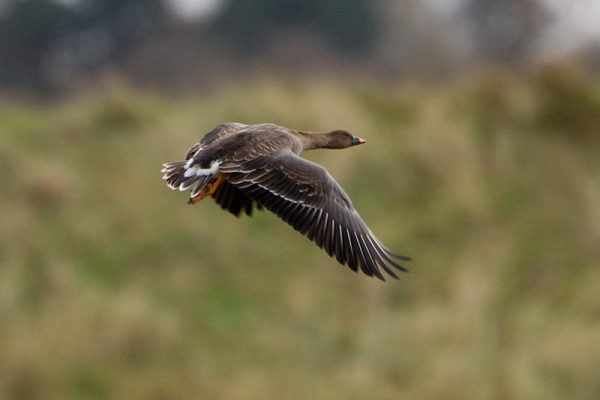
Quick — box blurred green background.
[1,1,600,399]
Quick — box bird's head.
[326,130,366,149]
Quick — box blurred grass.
[1,68,599,400]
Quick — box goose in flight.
[161,123,410,280]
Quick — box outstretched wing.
[200,122,248,146]
[220,149,410,280]
[211,180,263,217]
[184,123,249,161]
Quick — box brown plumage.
[161,123,410,281]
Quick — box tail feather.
[178,175,200,191]
[162,162,185,189]
[162,161,212,199]
[190,176,211,198]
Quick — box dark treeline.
[0,0,594,96]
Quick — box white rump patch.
[184,160,221,178]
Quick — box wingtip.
[384,247,412,261]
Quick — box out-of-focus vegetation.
[1,67,599,399]
[2,0,597,96]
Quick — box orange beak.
[352,137,366,145]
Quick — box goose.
[162,123,410,280]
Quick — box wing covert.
[221,150,409,280]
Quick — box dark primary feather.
[220,149,409,280]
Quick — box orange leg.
[208,174,226,195]
[189,174,226,204]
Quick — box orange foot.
[189,174,226,204]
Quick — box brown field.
[1,68,599,399]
